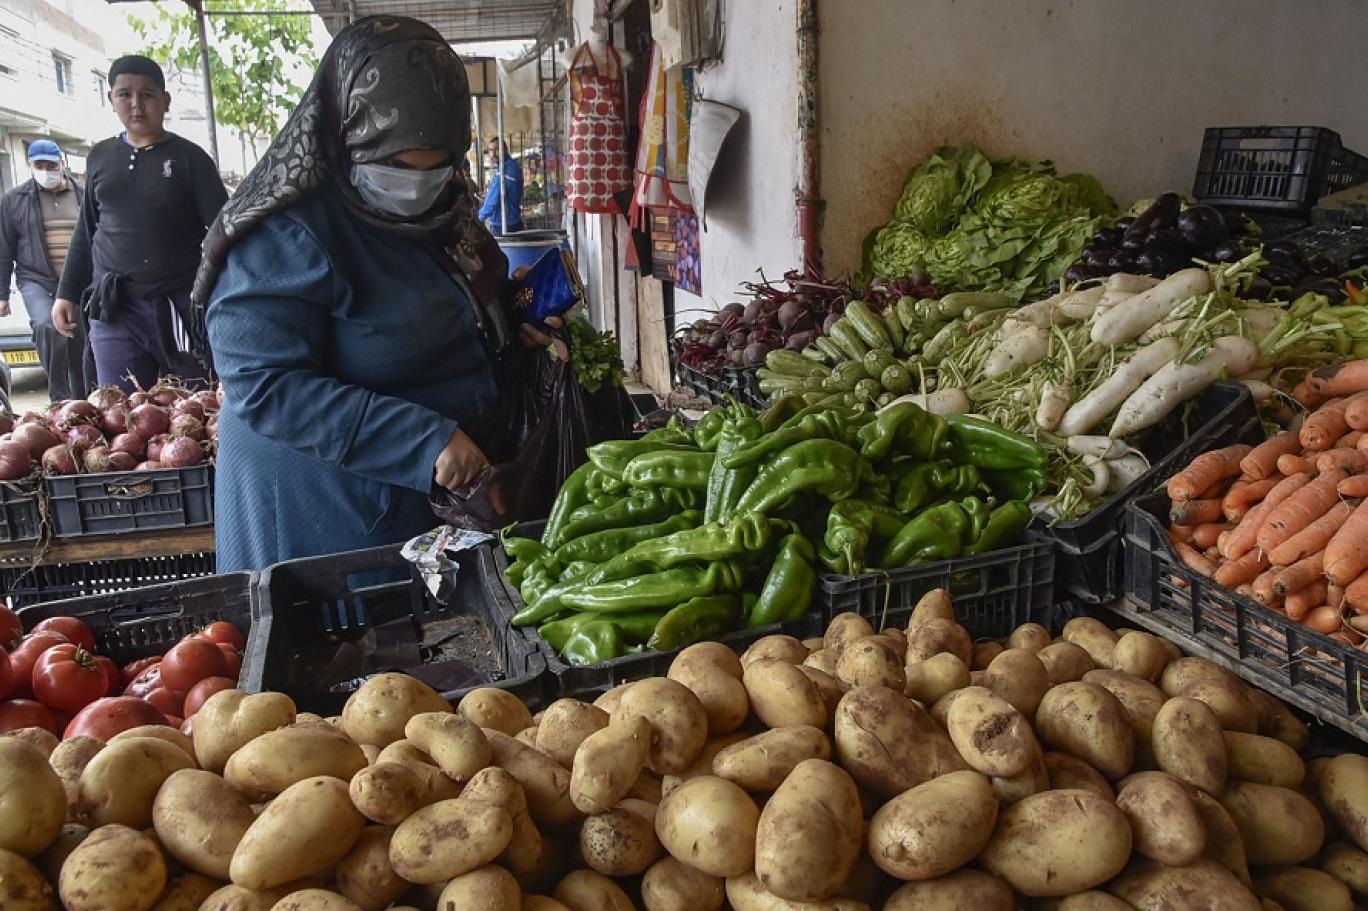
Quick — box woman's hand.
[434,428,489,490]
[520,315,569,361]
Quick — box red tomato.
[0,698,59,735]
[32,644,109,714]
[142,687,182,718]
[197,621,245,651]
[121,657,159,687]
[7,631,70,699]
[163,714,183,729]
[0,647,9,701]
[93,655,119,695]
[64,696,170,740]
[182,676,235,717]
[0,605,20,651]
[217,643,242,680]
[159,637,227,693]
[31,616,95,652]
[125,663,175,699]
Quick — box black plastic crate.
[1123,492,1368,740]
[47,466,213,538]
[492,520,825,694]
[1193,126,1368,216]
[0,552,215,611]
[1043,381,1263,605]
[17,573,257,666]
[254,544,547,713]
[674,359,737,405]
[816,532,1055,640]
[732,366,766,409]
[0,481,42,543]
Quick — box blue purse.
[516,248,584,327]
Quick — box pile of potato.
[2,592,1368,911]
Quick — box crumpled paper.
[400,525,494,603]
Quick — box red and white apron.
[566,43,631,214]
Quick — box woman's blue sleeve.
[206,216,457,493]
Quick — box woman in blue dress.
[190,16,547,572]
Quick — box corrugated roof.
[308,0,560,43]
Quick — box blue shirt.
[206,191,497,572]
[478,157,524,234]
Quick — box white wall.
[819,0,1368,275]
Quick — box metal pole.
[496,62,508,235]
[192,0,220,167]
[795,0,821,275]
[472,94,484,191]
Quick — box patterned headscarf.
[190,15,492,364]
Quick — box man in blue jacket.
[0,139,90,401]
[478,137,524,234]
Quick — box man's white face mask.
[33,168,62,190]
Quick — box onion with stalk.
[147,382,185,407]
[42,445,79,475]
[128,404,171,440]
[170,414,205,441]
[109,433,147,461]
[56,399,99,428]
[190,390,219,414]
[101,405,128,437]
[107,451,138,472]
[127,391,150,408]
[65,424,104,449]
[0,414,13,436]
[0,442,33,481]
[172,398,206,422]
[145,434,171,462]
[159,436,205,467]
[81,445,114,474]
[135,460,163,471]
[87,387,125,411]
[16,410,48,427]
[13,423,60,460]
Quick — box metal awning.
[307,0,560,43]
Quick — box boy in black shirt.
[54,55,227,391]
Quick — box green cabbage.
[892,146,993,235]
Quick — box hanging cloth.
[628,43,692,231]
[565,42,632,214]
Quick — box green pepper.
[518,564,556,607]
[560,561,745,614]
[960,496,992,543]
[505,560,528,590]
[538,611,602,652]
[586,472,629,499]
[965,500,1032,555]
[502,536,548,564]
[560,560,597,580]
[556,488,693,543]
[562,621,626,665]
[554,510,701,565]
[724,410,859,470]
[759,394,805,433]
[640,416,694,445]
[893,461,986,513]
[858,402,950,462]
[647,595,743,650]
[734,440,873,516]
[622,450,716,491]
[622,514,780,569]
[705,417,763,524]
[980,467,1047,502]
[821,499,906,575]
[692,408,730,451]
[542,462,595,549]
[748,534,816,626]
[588,438,698,481]
[943,414,1046,470]
[880,501,970,568]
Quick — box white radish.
[1093,288,1137,316]
[1012,292,1067,328]
[1239,379,1277,402]
[1056,286,1105,321]
[984,323,1050,378]
[1105,453,1150,492]
[1105,273,1161,294]
[1138,318,1187,344]
[1057,337,1181,437]
[884,388,972,415]
[1108,335,1258,438]
[1066,435,1129,460]
[1090,268,1215,345]
[1035,381,1072,432]
[1238,307,1284,342]
[1081,458,1111,499]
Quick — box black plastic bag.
[431,333,635,530]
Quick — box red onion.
[101,405,128,437]
[128,405,171,440]
[170,414,204,441]
[107,451,138,472]
[13,423,60,460]
[160,437,204,467]
[145,434,171,462]
[191,390,219,413]
[0,442,33,481]
[17,411,48,427]
[57,400,99,428]
[127,391,150,408]
[65,424,104,449]
[172,399,206,422]
[0,414,13,436]
[87,387,125,411]
[135,460,163,471]
[109,433,147,461]
[81,445,113,474]
[41,445,79,475]
[148,383,183,407]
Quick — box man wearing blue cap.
[0,139,90,400]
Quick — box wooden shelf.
[0,526,215,566]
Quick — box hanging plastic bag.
[430,324,635,531]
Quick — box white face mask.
[350,162,453,218]
[32,168,62,190]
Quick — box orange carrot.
[1332,628,1364,647]
[1305,360,1368,398]
[1284,579,1329,622]
[1316,449,1368,473]
[1268,499,1355,566]
[1217,529,1232,554]
[1240,432,1301,481]
[1273,550,1324,598]
[1251,568,1280,605]
[1338,475,1368,497]
[1350,615,1368,634]
[1167,445,1253,501]
[1328,581,1346,609]
[1255,469,1347,555]
[1222,477,1279,522]
[1198,478,1232,500]
[1171,498,1224,527]
[1290,373,1327,408]
[1359,433,1368,454]
[1301,397,1354,451]
[1340,391,1368,431]
[1349,571,1368,615]
[1190,522,1230,550]
[1221,473,1311,561]
[1338,430,1365,449]
[1168,524,1195,545]
[1304,604,1344,635]
[1174,541,1217,577]
[1324,496,1368,585]
[1215,547,1270,589]
[1276,453,1316,476]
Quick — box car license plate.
[2,350,39,366]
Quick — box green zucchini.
[937,291,1013,319]
[882,307,906,352]
[896,296,920,332]
[863,349,898,380]
[766,348,830,378]
[853,378,882,403]
[845,301,894,351]
[823,361,866,392]
[814,336,847,364]
[880,364,913,395]
[829,320,869,361]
